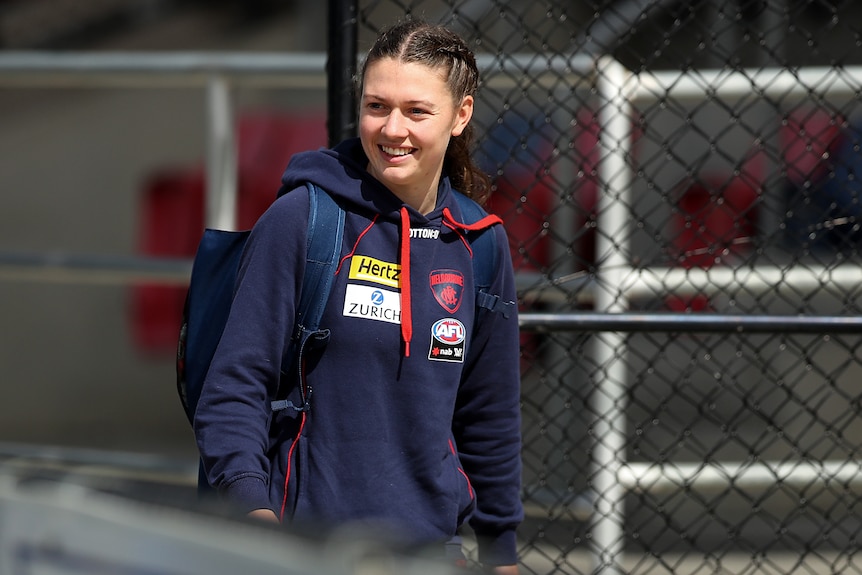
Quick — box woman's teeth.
[382,145,412,156]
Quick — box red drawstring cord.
[399,208,413,357]
[441,207,503,256]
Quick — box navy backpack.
[176,182,345,425]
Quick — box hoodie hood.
[277,138,502,357]
[279,138,411,222]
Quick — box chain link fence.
[354,1,862,573]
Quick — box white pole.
[205,74,238,231]
[590,56,634,575]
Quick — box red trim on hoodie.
[280,410,306,521]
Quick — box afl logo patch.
[429,269,465,313]
[429,318,466,363]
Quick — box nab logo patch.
[429,269,465,313]
[428,318,466,363]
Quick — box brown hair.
[359,19,491,205]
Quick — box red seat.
[131,112,327,354]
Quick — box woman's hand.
[247,508,279,523]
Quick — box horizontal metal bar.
[518,263,862,306]
[0,51,596,89]
[519,312,862,333]
[3,51,858,102]
[0,442,196,486]
[633,65,862,101]
[525,459,862,518]
[476,52,596,90]
[0,51,329,87]
[476,52,596,76]
[2,252,861,336]
[619,460,862,493]
[625,264,862,298]
[0,251,191,285]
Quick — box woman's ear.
[451,95,474,137]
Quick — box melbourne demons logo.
[429,269,465,313]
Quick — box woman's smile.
[380,145,415,157]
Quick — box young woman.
[194,19,523,573]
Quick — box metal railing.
[0,51,329,286]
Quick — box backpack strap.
[296,182,345,332]
[452,191,516,320]
[271,182,345,412]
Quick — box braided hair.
[359,19,491,205]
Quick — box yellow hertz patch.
[348,256,401,288]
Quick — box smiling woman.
[192,18,523,574]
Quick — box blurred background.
[5,1,862,573]
[0,0,328,460]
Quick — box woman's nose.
[382,110,407,136]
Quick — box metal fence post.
[327,0,358,146]
[205,73,238,231]
[590,56,634,574]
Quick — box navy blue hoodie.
[194,138,523,565]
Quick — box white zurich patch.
[343,284,402,324]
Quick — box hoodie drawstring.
[398,206,501,359]
[442,207,503,256]
[399,207,413,357]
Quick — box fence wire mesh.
[355,1,862,573]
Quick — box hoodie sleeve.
[454,223,524,566]
[193,188,310,514]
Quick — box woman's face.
[359,58,473,204]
